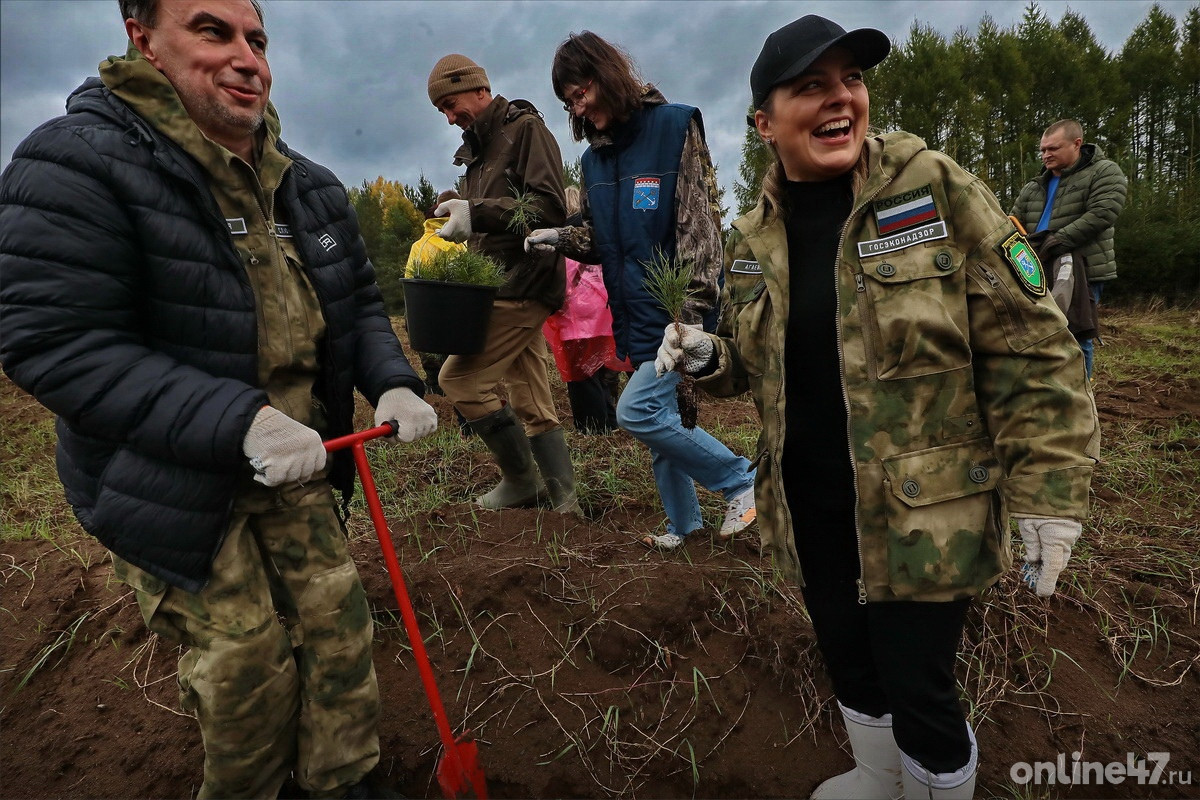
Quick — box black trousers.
[796,524,973,774]
[566,368,620,434]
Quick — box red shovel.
[324,422,488,799]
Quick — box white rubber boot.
[899,723,978,799]
[810,702,903,800]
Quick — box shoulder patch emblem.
[632,177,660,210]
[998,231,1046,297]
[873,184,939,235]
[730,259,761,274]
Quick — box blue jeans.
[617,362,755,536]
[1079,282,1104,378]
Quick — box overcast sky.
[2,0,1194,218]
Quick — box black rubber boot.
[469,406,545,509]
[529,426,582,514]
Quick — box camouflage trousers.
[113,481,379,798]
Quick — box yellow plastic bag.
[405,218,466,278]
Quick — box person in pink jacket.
[542,186,628,433]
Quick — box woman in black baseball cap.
[657,13,1099,800]
[748,15,890,112]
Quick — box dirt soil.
[3,318,1199,799]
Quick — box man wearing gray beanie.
[425,54,580,516]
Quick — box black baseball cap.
[749,15,891,116]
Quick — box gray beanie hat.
[428,54,490,105]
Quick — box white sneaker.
[719,487,756,540]
[641,532,686,550]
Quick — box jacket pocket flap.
[883,440,1000,508]
[861,246,963,285]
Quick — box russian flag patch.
[633,177,660,210]
[873,184,939,235]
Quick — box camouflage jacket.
[700,131,1100,602]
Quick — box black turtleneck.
[780,175,858,532]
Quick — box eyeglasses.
[562,81,593,112]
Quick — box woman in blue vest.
[526,31,756,549]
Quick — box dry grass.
[1,301,1197,797]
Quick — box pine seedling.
[506,182,542,238]
[411,249,505,287]
[643,248,700,428]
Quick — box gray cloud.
[3,0,1191,221]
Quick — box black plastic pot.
[402,279,497,355]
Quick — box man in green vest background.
[1011,119,1128,379]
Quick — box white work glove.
[374,387,438,442]
[654,323,713,377]
[242,406,327,487]
[1017,517,1082,597]
[524,227,559,253]
[434,199,472,242]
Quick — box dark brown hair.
[119,0,263,26]
[551,31,645,142]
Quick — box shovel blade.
[435,739,487,799]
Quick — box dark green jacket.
[701,132,1099,602]
[1010,144,1127,284]
[453,95,566,311]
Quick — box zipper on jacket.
[246,248,269,350]
[836,174,890,606]
[766,281,791,584]
[249,163,295,366]
[155,149,245,254]
[605,152,630,360]
[853,273,880,381]
[741,232,797,587]
[615,157,630,359]
[975,262,1028,337]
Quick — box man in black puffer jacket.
[0,1,436,796]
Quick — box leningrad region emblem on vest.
[633,177,660,210]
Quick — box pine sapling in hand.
[644,249,700,429]
[507,183,542,238]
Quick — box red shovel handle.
[322,421,398,452]
[325,422,486,798]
